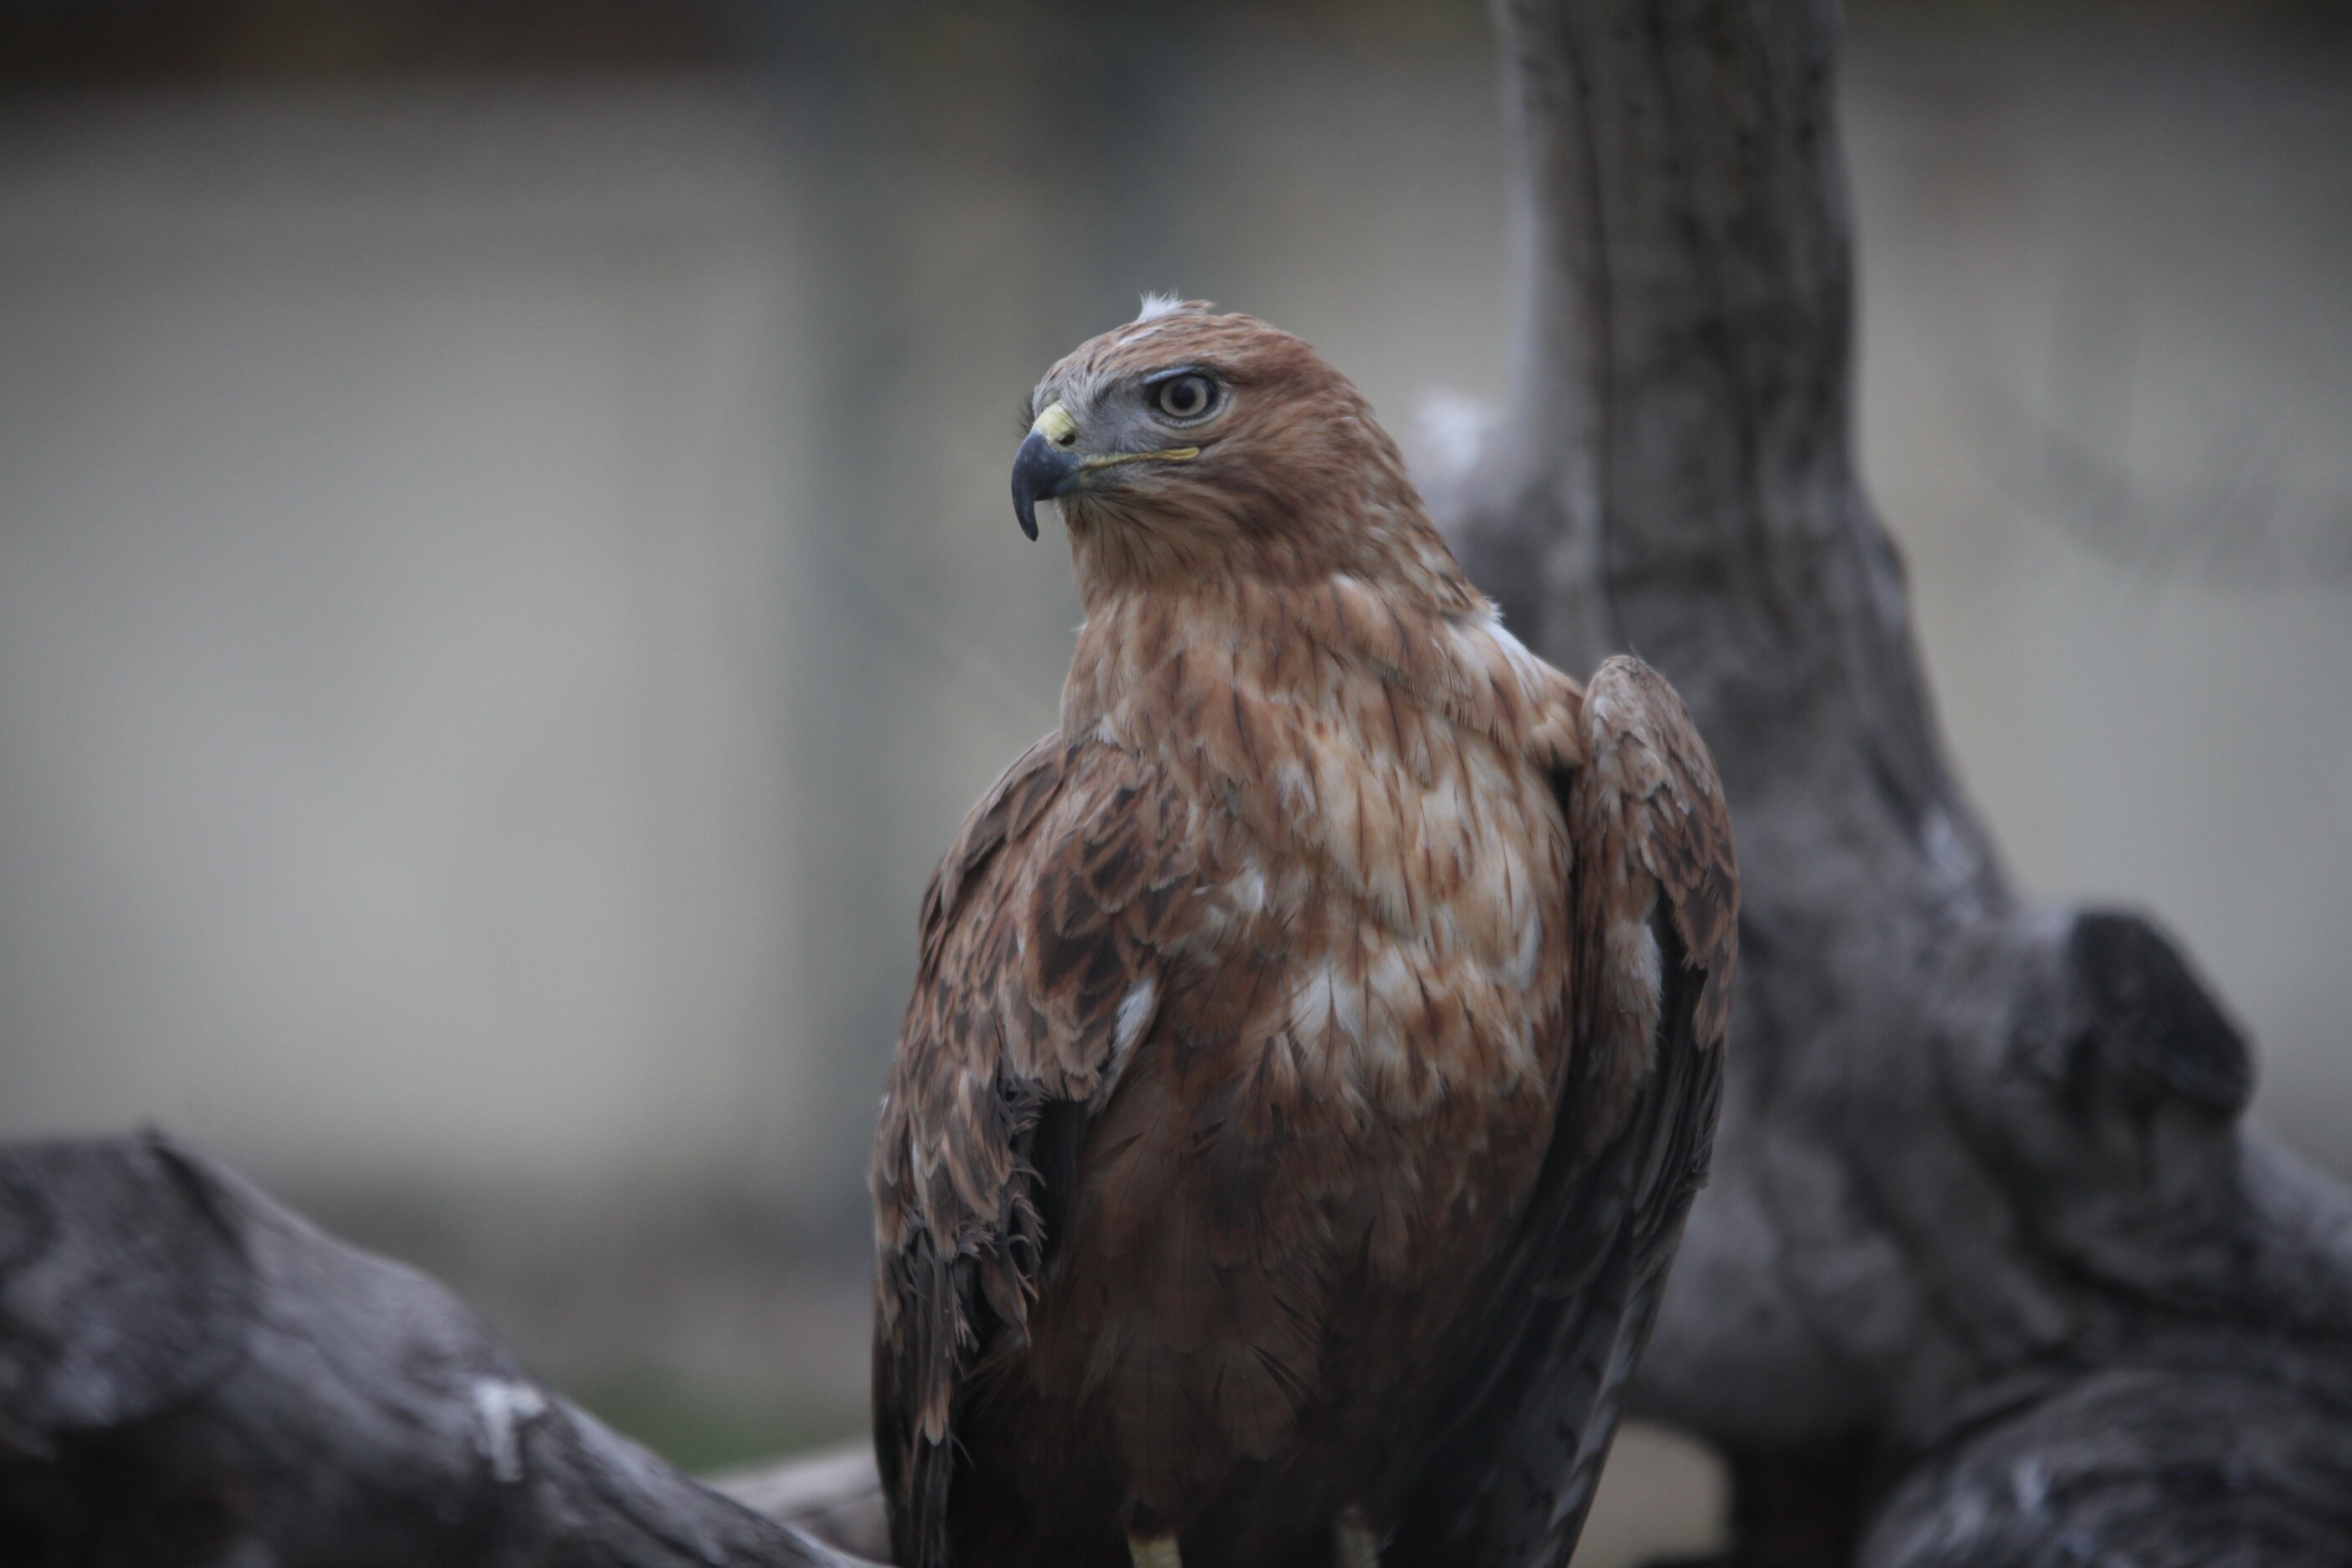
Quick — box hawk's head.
[1014,298,1460,602]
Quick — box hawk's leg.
[1334,1505,1380,1568]
[1127,1534,1182,1568]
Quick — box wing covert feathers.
[874,730,1199,1568]
[1569,655,1738,1147]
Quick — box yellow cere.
[1033,401,1199,470]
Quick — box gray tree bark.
[1434,1,2352,1564]
[6,3,2350,1566]
[0,1135,885,1567]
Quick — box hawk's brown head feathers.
[1014,301,1473,614]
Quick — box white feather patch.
[1094,976,1158,1109]
[1607,916,1664,1029]
[1135,291,1185,322]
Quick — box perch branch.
[0,1135,885,1567]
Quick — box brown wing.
[1388,654,1738,1568]
[871,731,1199,1568]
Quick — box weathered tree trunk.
[7,4,2351,1567]
[1435,1,2352,1563]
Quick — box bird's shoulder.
[874,727,1215,1556]
[912,728,1070,962]
[1563,654,1739,1144]
[905,729,1207,1091]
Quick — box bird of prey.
[871,299,1736,1568]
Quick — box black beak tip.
[1011,427,1081,543]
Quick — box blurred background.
[0,1,2344,1560]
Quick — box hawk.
[871,300,1736,1568]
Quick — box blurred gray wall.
[0,86,818,1200]
[0,18,2345,1237]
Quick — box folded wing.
[871,732,1199,1568]
[1388,654,1739,1568]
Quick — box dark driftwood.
[1433,1,2352,1564]
[0,1135,880,1567]
[7,4,2352,1566]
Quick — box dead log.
[1433,0,2352,1563]
[0,1134,883,1567]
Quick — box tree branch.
[0,1134,884,1567]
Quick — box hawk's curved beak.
[1009,400,1202,540]
[1011,403,1083,542]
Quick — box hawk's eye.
[1152,373,1218,422]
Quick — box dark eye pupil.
[1159,376,1210,418]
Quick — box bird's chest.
[1024,646,1580,1488]
[1146,667,1574,1133]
